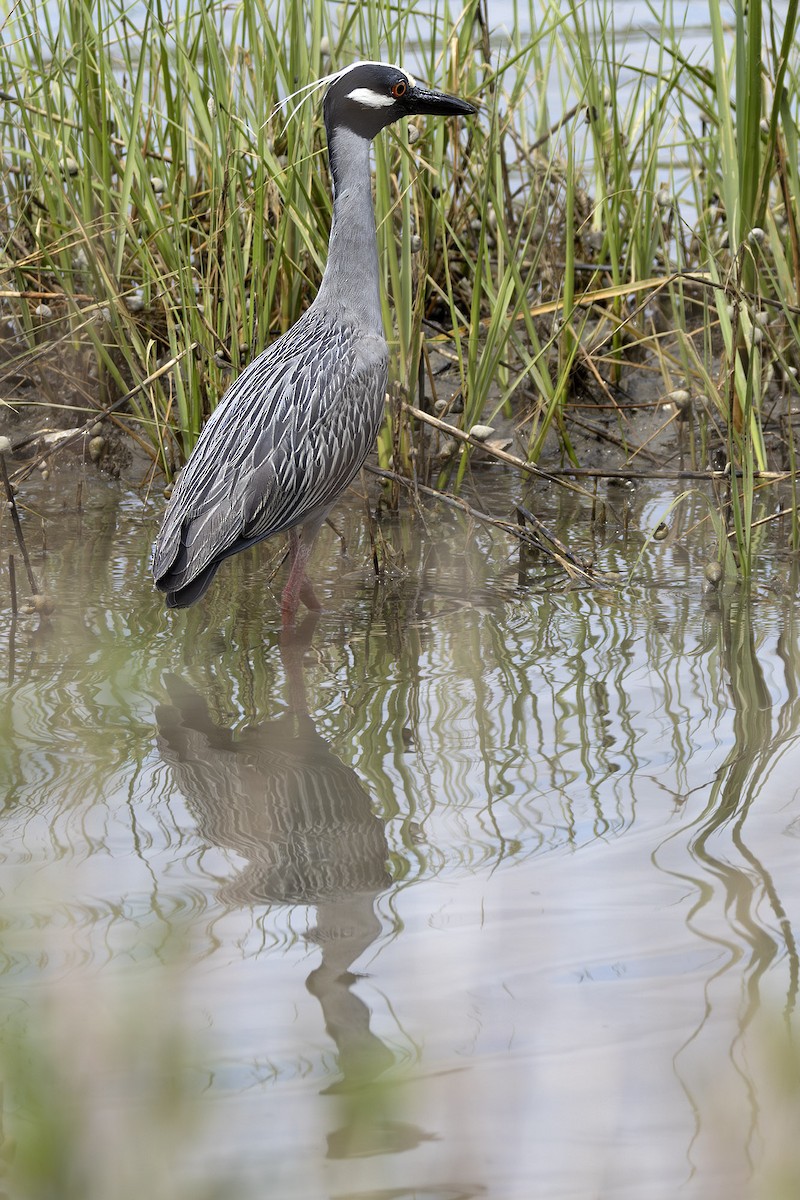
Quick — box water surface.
[2,468,800,1199]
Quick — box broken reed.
[1,452,38,601]
[0,0,799,575]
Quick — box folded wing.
[151,306,388,605]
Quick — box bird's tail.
[158,559,222,609]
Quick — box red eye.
[392,80,407,99]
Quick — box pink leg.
[281,528,323,629]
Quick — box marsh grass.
[0,0,800,575]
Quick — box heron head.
[323,60,476,142]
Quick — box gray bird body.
[151,305,388,608]
[151,62,475,621]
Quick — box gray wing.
[152,306,388,596]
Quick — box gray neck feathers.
[315,124,384,336]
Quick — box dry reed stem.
[403,401,595,499]
[367,462,599,584]
[1,455,39,595]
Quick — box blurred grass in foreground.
[2,949,800,1198]
[0,930,223,1200]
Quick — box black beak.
[406,84,477,118]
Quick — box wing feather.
[152,305,388,596]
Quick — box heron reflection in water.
[156,618,431,1157]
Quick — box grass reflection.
[660,588,800,1014]
[651,587,800,1192]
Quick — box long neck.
[315,123,384,336]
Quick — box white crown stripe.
[346,87,396,108]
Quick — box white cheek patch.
[346,86,396,108]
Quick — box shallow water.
[2,468,800,1199]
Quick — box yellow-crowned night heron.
[151,60,475,625]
